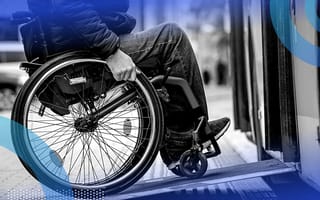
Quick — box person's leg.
[120,23,230,143]
[119,23,208,118]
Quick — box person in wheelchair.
[25,0,230,167]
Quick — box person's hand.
[105,49,136,81]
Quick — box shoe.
[201,117,231,142]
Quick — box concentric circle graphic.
[270,0,320,67]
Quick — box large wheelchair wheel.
[11,51,164,195]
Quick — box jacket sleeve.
[52,0,120,58]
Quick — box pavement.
[0,84,269,200]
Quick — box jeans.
[119,23,208,119]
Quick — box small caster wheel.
[179,150,208,178]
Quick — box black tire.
[11,51,164,195]
[179,150,207,179]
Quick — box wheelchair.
[10,12,223,195]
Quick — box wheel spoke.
[17,61,158,189]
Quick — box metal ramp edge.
[109,159,296,199]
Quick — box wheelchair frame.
[11,11,222,196]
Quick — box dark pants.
[119,23,208,119]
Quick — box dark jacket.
[26,0,136,58]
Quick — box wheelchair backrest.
[12,11,49,63]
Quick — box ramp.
[111,159,296,199]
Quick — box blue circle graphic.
[0,116,74,199]
[270,0,320,67]
[305,0,320,32]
